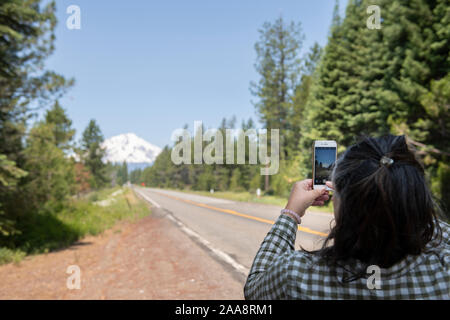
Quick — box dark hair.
[318,135,443,281]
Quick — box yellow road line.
[151,190,329,237]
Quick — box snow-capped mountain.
[101,133,162,169]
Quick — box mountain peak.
[101,133,162,165]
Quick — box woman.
[244,135,449,299]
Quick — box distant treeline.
[131,0,450,212]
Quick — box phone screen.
[314,147,337,185]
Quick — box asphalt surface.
[134,187,334,273]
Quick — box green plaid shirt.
[244,214,450,299]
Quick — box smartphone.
[312,140,337,190]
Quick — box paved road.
[134,187,334,274]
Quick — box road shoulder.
[0,207,244,299]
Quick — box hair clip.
[380,156,394,167]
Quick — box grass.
[0,248,26,265]
[57,187,150,237]
[0,187,151,265]
[176,189,334,213]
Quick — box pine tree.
[142,147,175,188]
[251,16,304,133]
[23,122,76,210]
[251,16,304,190]
[115,161,129,186]
[0,0,73,163]
[380,0,450,210]
[299,0,450,211]
[0,154,26,236]
[290,43,322,156]
[0,0,73,237]
[229,168,243,192]
[129,169,142,184]
[44,101,75,150]
[414,74,450,212]
[81,120,109,189]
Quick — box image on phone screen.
[314,147,336,185]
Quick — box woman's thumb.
[308,188,325,201]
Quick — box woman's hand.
[284,179,330,217]
[325,181,334,191]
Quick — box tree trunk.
[264,165,269,191]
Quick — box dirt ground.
[0,208,244,300]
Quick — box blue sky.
[45,0,346,148]
[315,147,337,167]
